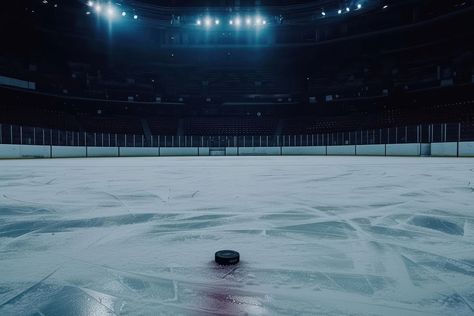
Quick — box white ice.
[0,156,473,315]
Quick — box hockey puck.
[215,250,240,265]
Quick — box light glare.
[107,6,115,18]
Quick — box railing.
[1,122,473,148]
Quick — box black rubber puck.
[215,250,240,265]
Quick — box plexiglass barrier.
[0,122,472,147]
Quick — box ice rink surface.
[0,156,474,316]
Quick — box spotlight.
[229,19,233,25]
[262,20,266,25]
[196,19,201,25]
[255,17,262,25]
[87,1,94,7]
[95,4,102,13]
[235,18,241,26]
[383,5,388,9]
[215,19,219,25]
[121,11,126,16]
[106,6,115,18]
[205,18,211,26]
[246,18,251,25]
[133,14,138,19]
[346,7,350,12]
[338,9,342,14]
[321,11,326,16]
[357,4,362,9]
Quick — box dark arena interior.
[0,1,474,315]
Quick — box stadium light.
[255,17,262,25]
[95,4,102,13]
[338,9,342,14]
[235,18,241,26]
[383,5,388,9]
[106,6,116,18]
[229,19,233,25]
[121,11,126,17]
[215,19,220,25]
[321,11,326,16]
[196,19,201,25]
[133,14,138,20]
[205,17,211,27]
[246,17,252,26]
[87,1,94,7]
[357,4,362,9]
[262,20,266,25]
[346,7,350,12]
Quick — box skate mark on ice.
[408,215,464,236]
[0,267,60,308]
[0,213,160,237]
